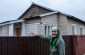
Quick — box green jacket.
[40,36,65,55]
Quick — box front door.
[15,27,21,36]
[14,22,21,36]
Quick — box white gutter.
[39,12,58,17]
[0,20,24,26]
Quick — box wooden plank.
[34,37,38,55]
[13,37,22,55]
[45,41,49,55]
[31,37,35,55]
[0,37,2,55]
[63,36,73,55]
[30,37,34,55]
[7,37,14,55]
[41,39,44,55]
[18,37,22,55]
[2,37,8,55]
[22,37,30,55]
[37,38,41,55]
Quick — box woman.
[40,27,65,55]
[50,27,65,55]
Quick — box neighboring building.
[0,2,85,36]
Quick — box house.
[0,2,85,36]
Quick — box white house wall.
[26,18,41,24]
[58,14,69,36]
[40,14,58,36]
[25,23,40,36]
[25,14,58,36]
[21,21,26,36]
[41,14,58,27]
[9,24,14,36]
[67,18,85,35]
[2,25,9,36]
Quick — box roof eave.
[0,20,24,26]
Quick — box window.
[84,27,85,34]
[48,26,50,35]
[45,26,47,35]
[72,24,77,35]
[45,25,52,36]
[80,26,84,35]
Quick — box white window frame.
[84,27,85,34]
[0,26,2,36]
[44,24,53,36]
[72,24,77,35]
[80,26,84,35]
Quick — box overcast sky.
[0,0,85,23]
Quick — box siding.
[40,14,58,36]
[67,18,85,35]
[58,14,69,36]
[25,14,58,36]
[9,24,14,36]
[41,14,58,26]
[25,23,40,36]
[58,14,85,35]
[25,18,41,36]
[2,25,9,36]
[20,5,52,19]
[26,18,41,24]
[24,13,85,36]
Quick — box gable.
[18,3,54,19]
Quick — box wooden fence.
[62,35,73,55]
[72,35,85,55]
[63,35,85,55]
[0,35,85,55]
[0,36,49,55]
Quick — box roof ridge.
[18,2,59,19]
[31,2,59,12]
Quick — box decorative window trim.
[44,24,54,36]
[72,24,77,35]
[80,26,84,35]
